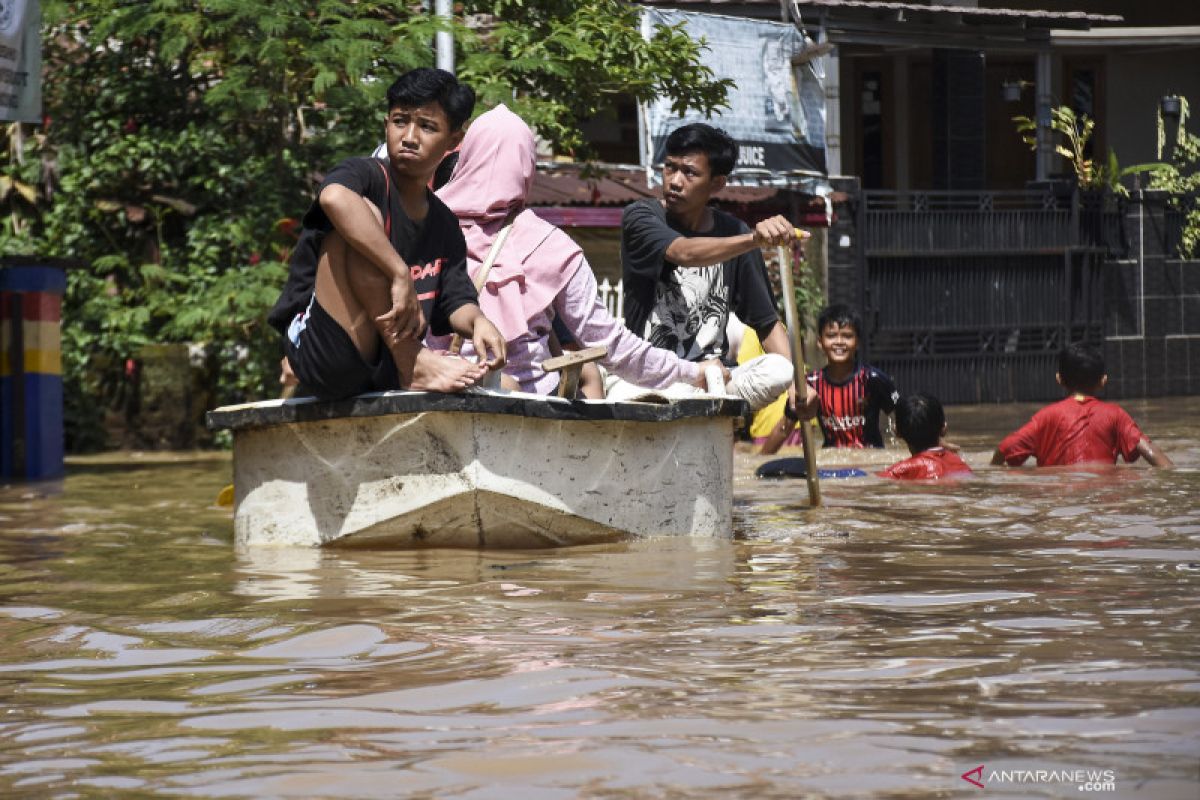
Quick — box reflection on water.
[1,399,1197,798]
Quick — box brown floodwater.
[1,398,1197,799]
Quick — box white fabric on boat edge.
[726,354,793,411]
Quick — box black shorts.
[283,296,400,401]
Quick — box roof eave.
[1050,26,1200,48]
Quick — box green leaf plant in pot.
[1013,105,1168,199]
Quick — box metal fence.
[597,277,623,320]
[859,189,1128,256]
[860,190,1076,254]
[858,189,1110,403]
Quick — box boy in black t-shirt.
[619,123,811,413]
[269,68,505,401]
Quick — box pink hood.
[436,104,582,342]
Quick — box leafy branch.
[1013,105,1166,196]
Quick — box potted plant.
[1152,95,1199,259]
[1013,106,1167,250]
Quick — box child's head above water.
[894,393,946,454]
[817,303,861,338]
[1057,343,1107,395]
[816,304,862,372]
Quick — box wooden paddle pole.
[449,223,514,355]
[776,237,821,507]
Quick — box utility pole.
[435,0,454,73]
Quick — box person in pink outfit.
[431,104,726,396]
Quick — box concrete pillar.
[893,54,910,192]
[1035,49,1053,181]
[821,26,843,176]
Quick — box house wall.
[1104,49,1200,172]
[1104,193,1200,398]
[843,50,1042,191]
[835,39,1198,192]
[825,177,862,311]
[985,57,1039,188]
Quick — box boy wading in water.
[767,303,898,452]
[270,68,505,400]
[992,343,1173,468]
[879,393,973,480]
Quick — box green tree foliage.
[0,1,731,450]
[459,0,731,156]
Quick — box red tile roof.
[530,164,783,207]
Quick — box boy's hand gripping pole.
[777,236,821,507]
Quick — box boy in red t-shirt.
[992,344,1173,468]
[879,393,973,480]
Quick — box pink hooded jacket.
[433,104,699,394]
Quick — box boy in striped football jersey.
[800,304,899,448]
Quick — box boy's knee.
[325,202,389,285]
[360,197,385,227]
[728,354,794,411]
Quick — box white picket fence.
[596,277,623,321]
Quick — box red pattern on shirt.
[810,368,868,447]
[879,448,974,480]
[997,396,1144,466]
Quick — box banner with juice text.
[0,0,40,123]
[640,8,826,185]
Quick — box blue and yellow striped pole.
[0,262,66,481]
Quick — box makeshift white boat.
[206,390,746,549]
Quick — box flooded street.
[1,398,1197,798]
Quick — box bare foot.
[405,347,487,392]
